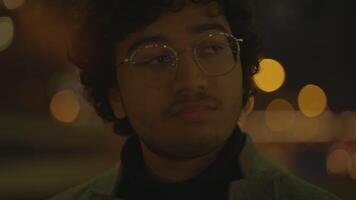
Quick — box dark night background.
[0,0,355,199]
[254,0,356,112]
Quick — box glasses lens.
[195,33,239,76]
[132,44,176,87]
[129,34,240,87]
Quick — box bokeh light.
[0,16,14,52]
[318,110,336,140]
[266,99,295,132]
[47,72,82,98]
[253,58,286,92]
[3,0,25,9]
[298,84,327,118]
[292,112,321,142]
[345,112,356,136]
[50,90,80,123]
[326,149,352,175]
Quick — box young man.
[51,0,341,199]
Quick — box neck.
[140,141,225,182]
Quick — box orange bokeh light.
[50,90,80,123]
[266,99,295,132]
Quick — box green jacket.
[50,134,341,200]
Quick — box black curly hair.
[69,0,263,136]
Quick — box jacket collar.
[88,133,279,199]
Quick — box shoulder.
[273,170,341,200]
[48,181,93,200]
[239,133,341,200]
[49,163,122,200]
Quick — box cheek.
[219,65,243,114]
[117,68,168,129]
[124,89,166,127]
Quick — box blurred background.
[0,0,355,199]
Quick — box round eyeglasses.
[118,32,243,87]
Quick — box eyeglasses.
[118,32,243,87]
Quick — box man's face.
[111,2,243,159]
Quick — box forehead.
[116,2,232,52]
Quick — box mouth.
[172,104,217,123]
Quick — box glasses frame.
[117,32,244,85]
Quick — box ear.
[109,88,126,119]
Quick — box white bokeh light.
[0,16,14,52]
[3,0,25,10]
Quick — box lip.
[172,104,216,122]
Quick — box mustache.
[165,92,221,117]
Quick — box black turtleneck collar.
[116,126,246,200]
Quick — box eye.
[139,54,174,66]
[146,54,173,65]
[201,44,225,54]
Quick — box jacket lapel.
[228,134,278,200]
[88,162,123,198]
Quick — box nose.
[171,49,209,93]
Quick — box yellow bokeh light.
[3,0,25,9]
[50,90,80,123]
[326,149,352,175]
[0,16,14,52]
[266,99,295,132]
[253,58,286,92]
[298,84,327,118]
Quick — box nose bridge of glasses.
[176,47,195,59]
[174,46,204,75]
[169,46,208,86]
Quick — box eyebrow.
[126,23,228,55]
[189,23,228,34]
